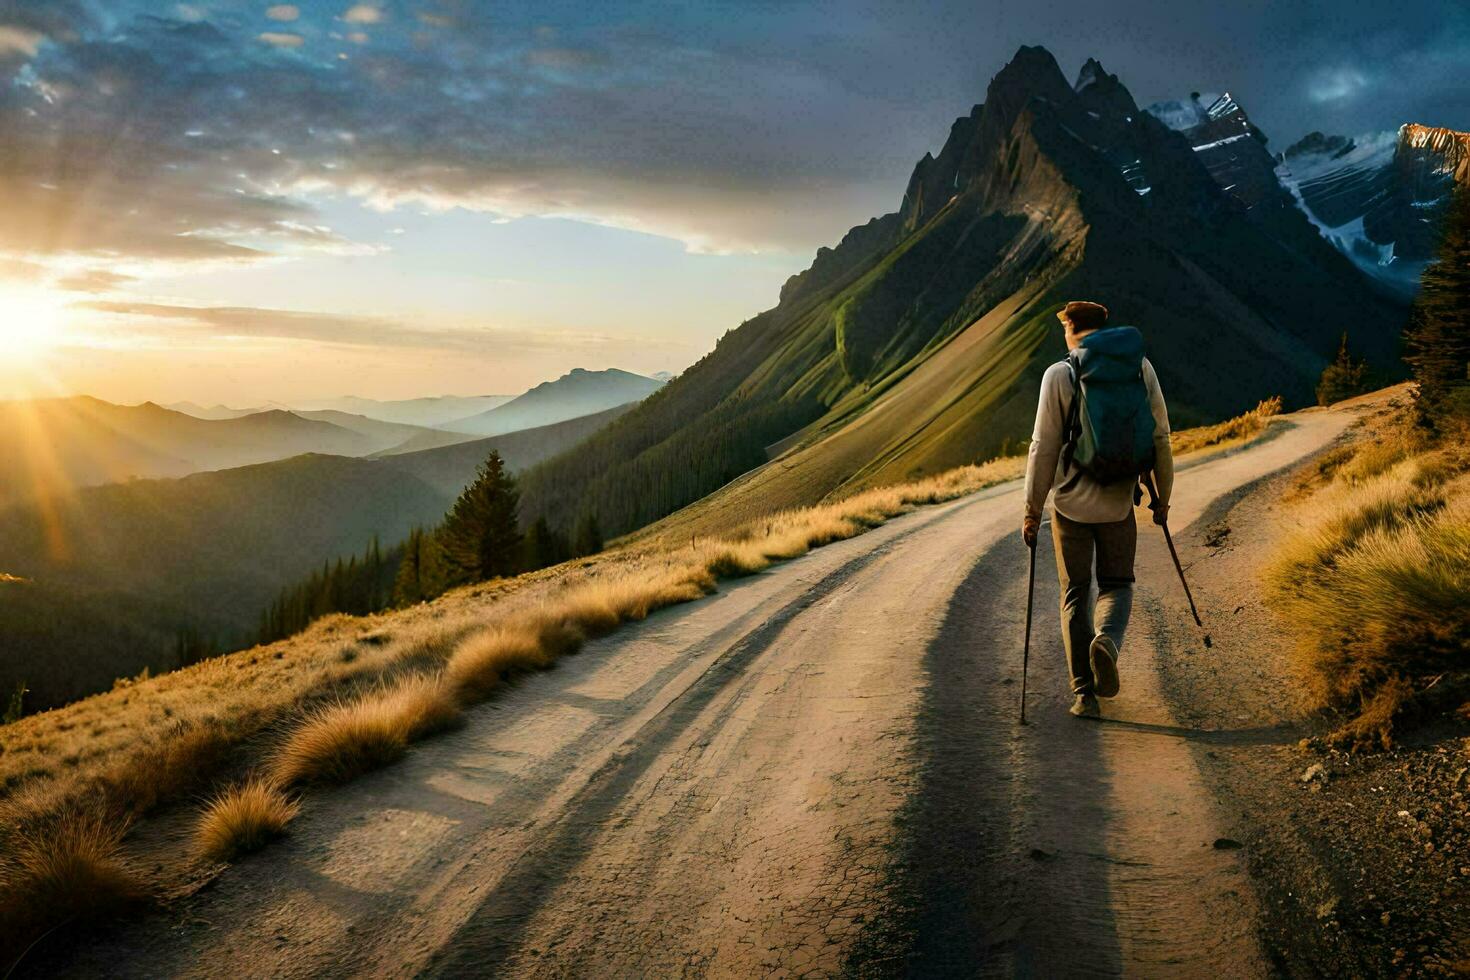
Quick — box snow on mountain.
[1278,124,1469,298]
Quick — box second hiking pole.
[1143,472,1211,647]
[1020,537,1036,724]
[1158,519,1202,627]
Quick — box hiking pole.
[1143,473,1212,648]
[1020,536,1037,724]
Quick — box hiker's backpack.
[1061,325,1157,484]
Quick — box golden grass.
[195,779,300,863]
[1266,409,1470,749]
[269,674,461,786]
[0,791,145,966]
[445,622,557,701]
[1171,396,1282,456]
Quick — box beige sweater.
[1024,357,1174,524]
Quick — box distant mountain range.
[0,396,374,506]
[516,46,1411,542]
[279,394,515,429]
[441,368,666,437]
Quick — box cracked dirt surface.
[35,406,1354,979]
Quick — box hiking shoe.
[1090,634,1120,699]
[1069,693,1100,718]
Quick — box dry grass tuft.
[1171,396,1282,456]
[195,779,299,863]
[0,792,146,965]
[269,674,460,786]
[445,623,553,702]
[1267,409,1470,749]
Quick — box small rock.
[1316,898,1338,920]
[1301,763,1329,783]
[1028,848,1054,861]
[1381,911,1391,926]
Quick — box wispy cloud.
[341,4,382,25]
[265,5,299,22]
[0,24,43,56]
[258,31,304,48]
[73,299,647,355]
[1306,66,1370,104]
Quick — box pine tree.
[522,516,569,571]
[571,512,603,557]
[1316,333,1371,406]
[439,451,522,584]
[393,527,425,604]
[1404,185,1470,424]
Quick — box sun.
[0,284,65,359]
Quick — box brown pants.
[1051,509,1137,695]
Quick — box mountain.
[385,403,639,496]
[166,401,264,420]
[443,368,666,437]
[0,396,375,506]
[514,46,1405,543]
[289,394,514,428]
[1144,91,1284,212]
[290,410,447,454]
[1278,124,1470,299]
[0,403,633,710]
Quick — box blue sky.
[0,0,1464,403]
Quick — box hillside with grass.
[513,46,1405,543]
[0,405,637,713]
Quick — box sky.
[0,0,1465,406]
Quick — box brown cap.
[1062,301,1109,333]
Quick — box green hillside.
[0,405,634,711]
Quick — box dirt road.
[47,406,1351,978]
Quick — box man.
[1022,301,1173,718]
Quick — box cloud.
[0,24,43,56]
[341,5,382,25]
[73,299,641,355]
[265,5,300,22]
[54,269,138,293]
[1306,66,1370,105]
[0,1,914,275]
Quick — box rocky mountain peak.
[1074,57,1108,92]
[1400,123,1470,183]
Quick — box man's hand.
[1022,515,1040,548]
[1151,502,1169,527]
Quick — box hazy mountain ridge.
[286,393,514,429]
[517,45,1404,542]
[443,368,665,437]
[0,396,376,506]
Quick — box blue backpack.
[1061,326,1157,485]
